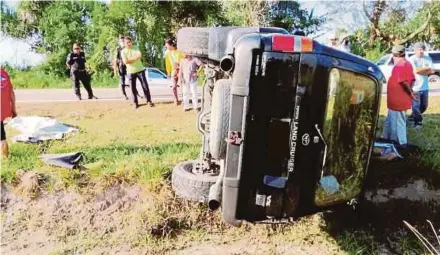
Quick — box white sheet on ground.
[7,116,78,143]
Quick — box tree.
[269,1,326,35]
[222,0,271,26]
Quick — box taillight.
[272,35,313,53]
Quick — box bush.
[8,68,118,89]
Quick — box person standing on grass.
[114,36,129,100]
[121,36,154,109]
[408,42,435,130]
[381,45,415,150]
[178,54,204,111]
[164,38,184,105]
[1,68,17,159]
[66,43,96,100]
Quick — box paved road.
[15,86,203,103]
[14,85,440,103]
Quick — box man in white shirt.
[178,55,204,111]
[408,42,435,128]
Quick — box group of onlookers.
[66,36,204,111]
[112,36,203,111]
[382,42,434,155]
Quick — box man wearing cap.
[408,42,434,129]
[382,45,415,148]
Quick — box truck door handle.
[315,124,327,179]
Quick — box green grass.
[7,69,119,89]
[1,101,200,187]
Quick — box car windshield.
[376,54,390,65]
[148,69,167,79]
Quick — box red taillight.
[272,35,295,52]
[272,35,313,53]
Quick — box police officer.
[66,43,96,100]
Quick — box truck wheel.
[177,27,210,57]
[171,160,218,203]
[209,79,231,159]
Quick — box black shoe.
[88,95,98,100]
[147,101,155,107]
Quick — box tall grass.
[7,68,119,89]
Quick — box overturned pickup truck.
[171,27,384,226]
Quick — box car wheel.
[177,27,210,58]
[429,74,440,90]
[171,160,218,203]
[209,79,231,159]
[429,74,440,83]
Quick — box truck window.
[315,68,377,207]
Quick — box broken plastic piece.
[319,175,340,194]
[263,175,288,189]
[374,142,403,159]
[41,152,84,169]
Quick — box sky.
[0,0,365,68]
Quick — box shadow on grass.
[321,113,440,254]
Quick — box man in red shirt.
[381,45,415,148]
[1,68,17,158]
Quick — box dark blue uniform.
[66,52,94,99]
[116,46,128,98]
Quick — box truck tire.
[177,27,210,57]
[208,27,289,61]
[209,79,231,159]
[171,160,218,203]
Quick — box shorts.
[1,121,5,141]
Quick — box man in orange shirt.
[1,68,17,158]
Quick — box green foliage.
[269,1,326,34]
[7,68,118,89]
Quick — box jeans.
[127,70,152,105]
[119,72,128,98]
[411,90,429,126]
[382,109,407,146]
